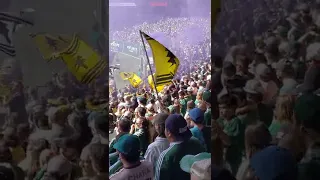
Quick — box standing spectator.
[154,114,205,180]
[189,108,211,152]
[144,113,170,169]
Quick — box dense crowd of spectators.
[0,0,320,180]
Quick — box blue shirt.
[190,126,206,150]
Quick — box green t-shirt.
[134,129,148,156]
[268,120,282,137]
[194,99,200,106]
[185,96,192,102]
[217,116,245,175]
[155,137,205,180]
[180,99,187,117]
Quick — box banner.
[109,40,144,58]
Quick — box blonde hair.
[274,95,295,123]
[196,92,203,100]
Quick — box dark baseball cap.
[165,114,192,140]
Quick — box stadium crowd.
[0,0,319,180]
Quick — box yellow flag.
[128,73,142,88]
[147,74,165,92]
[141,31,179,88]
[120,72,142,88]
[119,72,133,80]
[58,34,107,84]
[29,33,72,61]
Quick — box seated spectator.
[110,134,153,180]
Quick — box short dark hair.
[153,113,168,138]
[136,107,146,117]
[118,118,131,132]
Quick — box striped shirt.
[154,141,182,180]
[144,137,170,169]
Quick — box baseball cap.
[113,134,140,155]
[165,114,192,139]
[294,93,320,133]
[188,108,204,123]
[180,152,211,173]
[250,146,297,180]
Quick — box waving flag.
[0,9,34,56]
[119,72,142,88]
[29,33,71,61]
[140,31,179,91]
[54,34,107,84]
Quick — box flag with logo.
[0,9,34,56]
[147,74,166,92]
[119,72,142,88]
[54,34,107,84]
[29,33,72,61]
[140,31,179,91]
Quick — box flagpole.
[139,31,159,98]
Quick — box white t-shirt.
[110,160,154,180]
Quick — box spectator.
[154,114,205,180]
[144,113,170,169]
[110,134,154,180]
